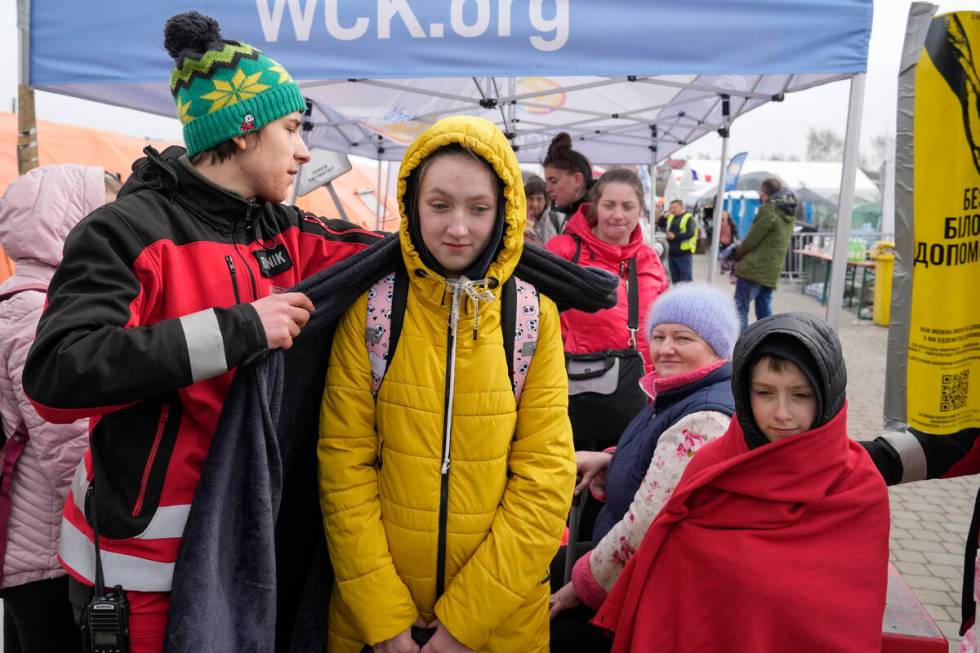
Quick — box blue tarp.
[32,1,872,85]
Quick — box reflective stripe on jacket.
[23,148,379,592]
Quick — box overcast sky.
[1,0,977,162]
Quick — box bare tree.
[862,132,891,172]
[806,127,845,162]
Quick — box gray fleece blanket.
[164,235,619,652]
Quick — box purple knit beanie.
[646,283,740,358]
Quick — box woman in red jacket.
[547,169,668,452]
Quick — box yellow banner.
[907,11,980,433]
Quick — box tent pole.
[380,160,391,231]
[706,95,731,281]
[17,0,38,175]
[647,163,656,246]
[325,181,349,221]
[375,156,382,231]
[648,124,658,247]
[825,73,866,329]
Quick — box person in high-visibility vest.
[665,200,698,282]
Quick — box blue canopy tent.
[25,0,872,271]
[23,1,875,305]
[21,1,873,328]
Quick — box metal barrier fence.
[782,231,894,281]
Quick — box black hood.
[732,312,846,449]
[768,188,799,220]
[123,145,281,244]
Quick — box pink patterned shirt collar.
[640,359,728,401]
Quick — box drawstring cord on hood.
[439,275,497,475]
[445,276,496,341]
[134,146,180,194]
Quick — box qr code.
[940,370,969,412]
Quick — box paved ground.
[695,254,975,652]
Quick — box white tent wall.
[682,159,881,203]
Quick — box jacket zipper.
[435,284,462,598]
[229,203,259,302]
[225,256,242,304]
[132,404,169,517]
[241,250,258,299]
[238,202,259,300]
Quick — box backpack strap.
[626,257,639,349]
[571,235,582,265]
[365,266,409,398]
[367,270,538,405]
[502,277,539,405]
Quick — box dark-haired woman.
[542,133,593,236]
[547,169,668,452]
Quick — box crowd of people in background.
[0,9,976,653]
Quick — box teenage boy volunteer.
[23,12,379,651]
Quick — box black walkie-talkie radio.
[81,486,130,653]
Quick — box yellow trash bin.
[873,252,895,327]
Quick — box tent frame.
[16,0,38,174]
[300,72,848,164]
[18,1,867,330]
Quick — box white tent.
[663,164,712,206]
[685,159,881,204]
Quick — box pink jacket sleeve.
[1,294,88,490]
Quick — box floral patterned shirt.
[572,409,732,607]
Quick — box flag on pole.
[724,152,748,191]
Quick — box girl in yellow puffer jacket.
[318,116,576,653]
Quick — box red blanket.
[594,404,889,652]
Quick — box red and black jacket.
[23,146,380,592]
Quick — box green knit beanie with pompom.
[164,11,305,156]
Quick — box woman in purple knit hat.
[548,283,739,652]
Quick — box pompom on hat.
[646,283,740,359]
[164,11,306,156]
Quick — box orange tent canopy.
[0,254,12,284]
[0,111,399,232]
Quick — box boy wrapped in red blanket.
[594,312,890,653]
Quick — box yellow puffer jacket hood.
[319,116,574,653]
[397,115,525,297]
